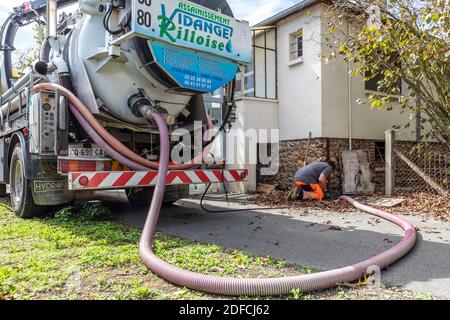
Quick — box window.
[365,72,384,92]
[374,141,385,162]
[204,89,224,126]
[235,27,277,100]
[209,103,222,125]
[289,29,303,61]
[365,54,402,94]
[365,72,402,94]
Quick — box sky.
[0,0,299,50]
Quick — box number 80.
[138,0,152,6]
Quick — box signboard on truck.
[149,41,238,91]
[131,0,252,64]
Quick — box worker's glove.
[287,187,301,201]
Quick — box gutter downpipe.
[347,22,353,151]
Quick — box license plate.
[68,147,104,158]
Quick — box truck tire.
[9,145,47,218]
[126,187,154,207]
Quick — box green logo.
[157,3,234,54]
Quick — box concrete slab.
[93,190,450,299]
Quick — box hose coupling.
[32,61,48,76]
[128,91,174,125]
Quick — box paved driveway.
[91,190,450,299]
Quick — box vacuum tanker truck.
[0,0,251,218]
[0,1,419,297]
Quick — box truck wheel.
[9,145,47,218]
[126,187,154,207]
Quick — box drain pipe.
[347,22,353,151]
[33,83,417,296]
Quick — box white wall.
[276,5,323,141]
[226,97,279,193]
[272,3,417,142]
[319,6,417,141]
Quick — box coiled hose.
[34,83,417,296]
[33,83,213,170]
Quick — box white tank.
[65,0,245,125]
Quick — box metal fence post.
[385,130,395,196]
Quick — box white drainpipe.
[347,22,353,151]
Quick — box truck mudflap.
[32,179,75,206]
[68,169,248,191]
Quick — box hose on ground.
[139,112,417,296]
[33,83,417,296]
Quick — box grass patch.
[0,200,435,300]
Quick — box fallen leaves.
[249,191,450,222]
[369,192,450,222]
[249,191,357,214]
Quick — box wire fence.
[393,139,449,195]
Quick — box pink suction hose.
[33,83,213,171]
[69,105,148,171]
[34,83,417,296]
[139,112,417,296]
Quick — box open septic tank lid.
[128,0,252,93]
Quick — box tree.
[323,0,450,148]
[13,23,46,74]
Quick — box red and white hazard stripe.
[68,169,248,191]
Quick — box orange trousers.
[295,181,325,200]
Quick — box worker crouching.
[287,161,335,201]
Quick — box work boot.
[287,187,300,201]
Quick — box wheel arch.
[6,131,31,182]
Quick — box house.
[217,0,421,194]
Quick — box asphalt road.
[90,190,450,299]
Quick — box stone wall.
[257,138,385,194]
